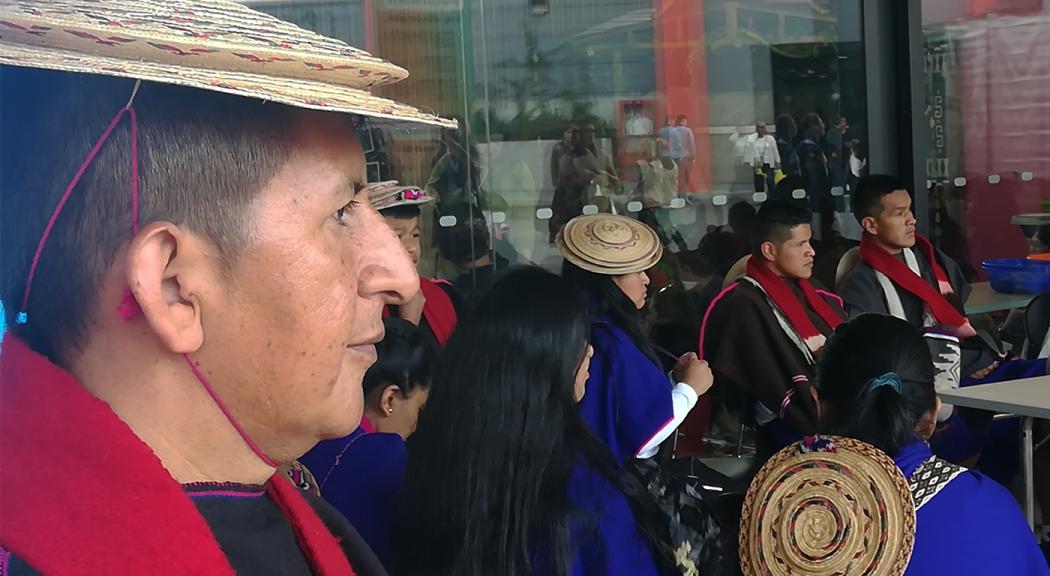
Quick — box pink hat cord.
[18,80,277,469]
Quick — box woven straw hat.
[367,181,433,211]
[556,214,662,275]
[0,0,454,127]
[740,436,916,576]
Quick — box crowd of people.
[1,2,1048,576]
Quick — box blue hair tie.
[867,372,902,394]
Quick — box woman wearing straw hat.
[741,315,1049,576]
[0,1,454,574]
[558,214,713,463]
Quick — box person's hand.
[399,289,426,326]
[969,361,999,380]
[673,352,714,397]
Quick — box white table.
[939,377,1050,529]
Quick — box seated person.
[831,174,1045,476]
[300,318,436,564]
[813,315,1049,575]
[394,267,725,576]
[701,201,846,456]
[370,182,460,346]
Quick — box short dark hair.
[675,114,688,123]
[816,314,937,456]
[752,200,813,257]
[436,216,490,265]
[380,204,422,220]
[800,112,823,132]
[0,66,327,364]
[362,317,438,398]
[851,174,908,224]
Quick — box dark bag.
[626,457,741,576]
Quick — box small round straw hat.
[367,181,434,211]
[740,436,916,576]
[556,214,662,275]
[0,0,454,127]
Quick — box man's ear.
[125,221,207,354]
[860,215,879,237]
[760,240,777,263]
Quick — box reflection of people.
[369,181,460,346]
[625,104,654,136]
[774,114,797,172]
[701,201,846,458]
[427,116,482,216]
[814,315,1049,576]
[0,3,433,572]
[436,216,508,300]
[550,122,578,187]
[301,317,437,564]
[672,115,696,194]
[848,138,867,191]
[548,122,618,242]
[826,116,848,189]
[559,214,713,463]
[789,113,832,240]
[745,122,781,193]
[396,267,687,575]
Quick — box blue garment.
[567,465,660,576]
[299,428,406,563]
[580,318,674,463]
[894,441,1049,575]
[932,357,1046,482]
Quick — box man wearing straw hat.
[0,1,453,574]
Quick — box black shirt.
[5,482,388,576]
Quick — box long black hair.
[560,261,660,368]
[394,266,674,576]
[815,314,938,456]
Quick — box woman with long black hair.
[394,267,718,575]
[814,315,1048,575]
[558,214,713,462]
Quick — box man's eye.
[335,200,360,223]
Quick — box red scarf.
[746,257,844,352]
[418,278,457,346]
[382,277,458,346]
[859,234,976,337]
[0,337,356,576]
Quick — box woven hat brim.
[739,436,916,576]
[555,215,663,276]
[557,229,662,275]
[375,196,435,211]
[0,42,455,129]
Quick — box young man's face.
[198,112,418,452]
[384,214,422,267]
[765,224,816,280]
[864,189,916,251]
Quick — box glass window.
[922,0,1050,278]
[251,2,868,447]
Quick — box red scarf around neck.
[859,233,976,337]
[746,257,844,352]
[0,337,356,576]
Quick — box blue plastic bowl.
[982,258,1050,294]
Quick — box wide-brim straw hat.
[740,436,916,576]
[367,181,434,212]
[0,0,454,128]
[556,214,662,275]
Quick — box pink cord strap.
[183,354,278,468]
[18,80,142,325]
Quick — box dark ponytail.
[815,314,938,456]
